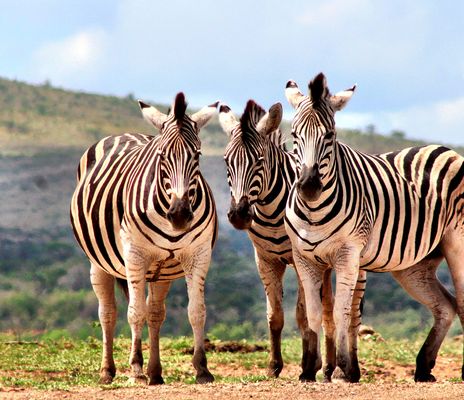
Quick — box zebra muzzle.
[167,193,193,231]
[297,164,323,202]
[227,196,253,230]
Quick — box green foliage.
[209,322,258,341]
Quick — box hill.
[0,78,227,155]
[1,77,462,156]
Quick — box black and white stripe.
[285,73,464,382]
[219,100,366,382]
[71,93,218,385]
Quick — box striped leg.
[349,270,366,375]
[185,250,214,384]
[293,248,323,381]
[90,263,117,384]
[146,280,172,385]
[295,273,314,382]
[124,244,149,384]
[333,246,361,382]
[321,269,336,382]
[441,230,464,380]
[392,258,456,382]
[255,252,286,377]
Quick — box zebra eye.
[324,131,335,141]
[157,149,166,160]
[195,149,202,159]
[254,157,264,169]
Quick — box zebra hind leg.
[392,257,456,382]
[347,270,367,382]
[90,264,117,384]
[255,255,286,378]
[441,230,464,380]
[146,280,172,385]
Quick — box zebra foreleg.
[185,255,214,384]
[295,274,315,382]
[320,268,336,382]
[255,253,286,378]
[90,264,117,384]
[333,246,361,383]
[146,280,171,385]
[392,259,456,382]
[124,245,150,385]
[293,249,324,381]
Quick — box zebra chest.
[286,209,365,264]
[248,225,293,261]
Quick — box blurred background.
[0,0,463,341]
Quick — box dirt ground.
[1,355,463,400]
[2,381,463,400]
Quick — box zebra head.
[285,72,356,202]
[139,93,217,231]
[220,100,283,230]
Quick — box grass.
[0,333,461,390]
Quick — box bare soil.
[1,354,463,400]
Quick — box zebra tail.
[116,278,129,301]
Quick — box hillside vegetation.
[0,77,463,341]
[1,77,463,156]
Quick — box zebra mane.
[269,129,290,151]
[174,92,188,126]
[309,72,328,107]
[240,100,265,141]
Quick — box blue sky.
[1,0,464,145]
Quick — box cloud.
[336,97,464,146]
[386,97,464,145]
[32,28,108,87]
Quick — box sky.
[1,0,464,145]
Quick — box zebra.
[70,93,218,385]
[284,72,464,382]
[219,99,366,382]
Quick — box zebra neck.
[257,145,294,210]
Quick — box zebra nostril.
[227,197,253,230]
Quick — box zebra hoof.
[414,372,436,382]
[299,372,316,382]
[129,374,148,385]
[149,375,165,385]
[98,367,115,384]
[267,360,283,378]
[331,367,349,383]
[196,371,214,384]
[98,374,114,385]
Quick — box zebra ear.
[138,100,168,130]
[218,103,239,136]
[191,101,219,130]
[285,80,304,109]
[330,84,356,111]
[256,103,283,135]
